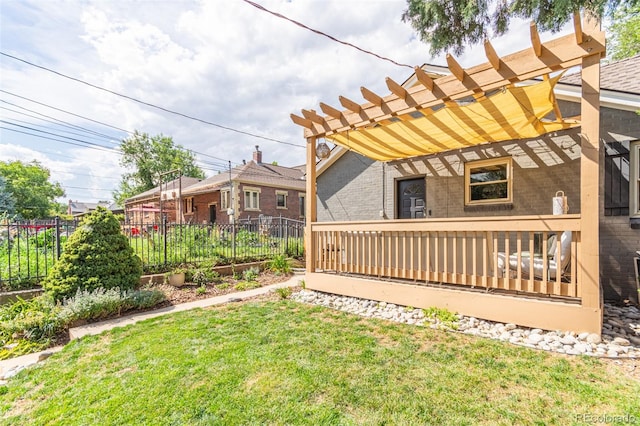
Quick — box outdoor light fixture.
[315,139,331,160]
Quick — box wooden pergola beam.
[301,109,326,125]
[361,86,384,106]
[386,77,408,99]
[319,102,343,120]
[339,95,362,113]
[446,54,465,81]
[290,113,312,129]
[294,26,605,138]
[484,40,500,70]
[573,12,583,44]
[530,22,542,56]
[414,66,435,90]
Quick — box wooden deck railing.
[310,215,581,298]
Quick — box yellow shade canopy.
[328,77,577,161]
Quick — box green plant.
[274,287,292,299]
[42,207,143,301]
[196,285,207,296]
[192,270,208,286]
[234,281,261,291]
[268,255,291,274]
[299,279,306,289]
[242,267,260,282]
[0,295,64,359]
[423,306,459,330]
[217,283,230,290]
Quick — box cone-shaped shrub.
[43,207,142,301]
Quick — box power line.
[0,101,122,141]
[241,0,414,69]
[0,116,119,145]
[1,120,120,151]
[1,51,304,148]
[0,89,131,133]
[0,126,118,154]
[0,91,265,168]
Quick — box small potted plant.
[165,267,188,287]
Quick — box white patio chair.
[497,231,571,280]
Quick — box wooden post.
[306,136,317,274]
[579,14,604,328]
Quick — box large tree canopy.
[114,131,205,205]
[608,3,640,60]
[0,160,65,219]
[403,0,639,55]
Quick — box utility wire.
[241,0,414,69]
[0,101,122,141]
[0,127,118,154]
[1,120,120,151]
[1,52,304,148]
[0,89,130,133]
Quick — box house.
[67,200,114,217]
[291,15,634,333]
[180,146,306,224]
[124,176,202,225]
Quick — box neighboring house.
[292,18,634,333]
[181,146,306,224]
[67,200,112,218]
[124,176,202,225]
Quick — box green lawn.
[1,301,638,425]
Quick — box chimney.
[253,145,262,164]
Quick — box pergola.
[291,14,605,333]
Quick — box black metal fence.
[1,216,305,291]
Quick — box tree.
[402,0,639,55]
[609,3,640,60]
[0,160,65,219]
[113,131,205,205]
[0,175,16,217]
[42,207,142,301]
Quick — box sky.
[0,0,574,204]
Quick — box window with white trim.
[464,157,512,205]
[244,187,260,210]
[630,141,640,217]
[276,190,288,209]
[185,197,194,213]
[221,190,230,210]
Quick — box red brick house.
[124,176,202,225]
[181,146,306,224]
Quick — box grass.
[1,301,639,425]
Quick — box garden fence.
[1,216,304,291]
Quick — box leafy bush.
[60,287,166,322]
[242,267,260,282]
[0,295,64,358]
[30,228,67,251]
[268,255,291,274]
[196,285,207,295]
[274,287,292,299]
[42,207,143,301]
[192,270,208,286]
[217,283,230,290]
[423,306,459,330]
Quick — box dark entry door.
[209,205,217,223]
[397,178,426,219]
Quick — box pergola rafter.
[291,15,605,140]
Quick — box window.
[185,197,194,214]
[299,195,305,218]
[276,191,288,209]
[605,141,630,216]
[244,187,260,210]
[630,141,640,217]
[221,190,230,210]
[464,158,512,205]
